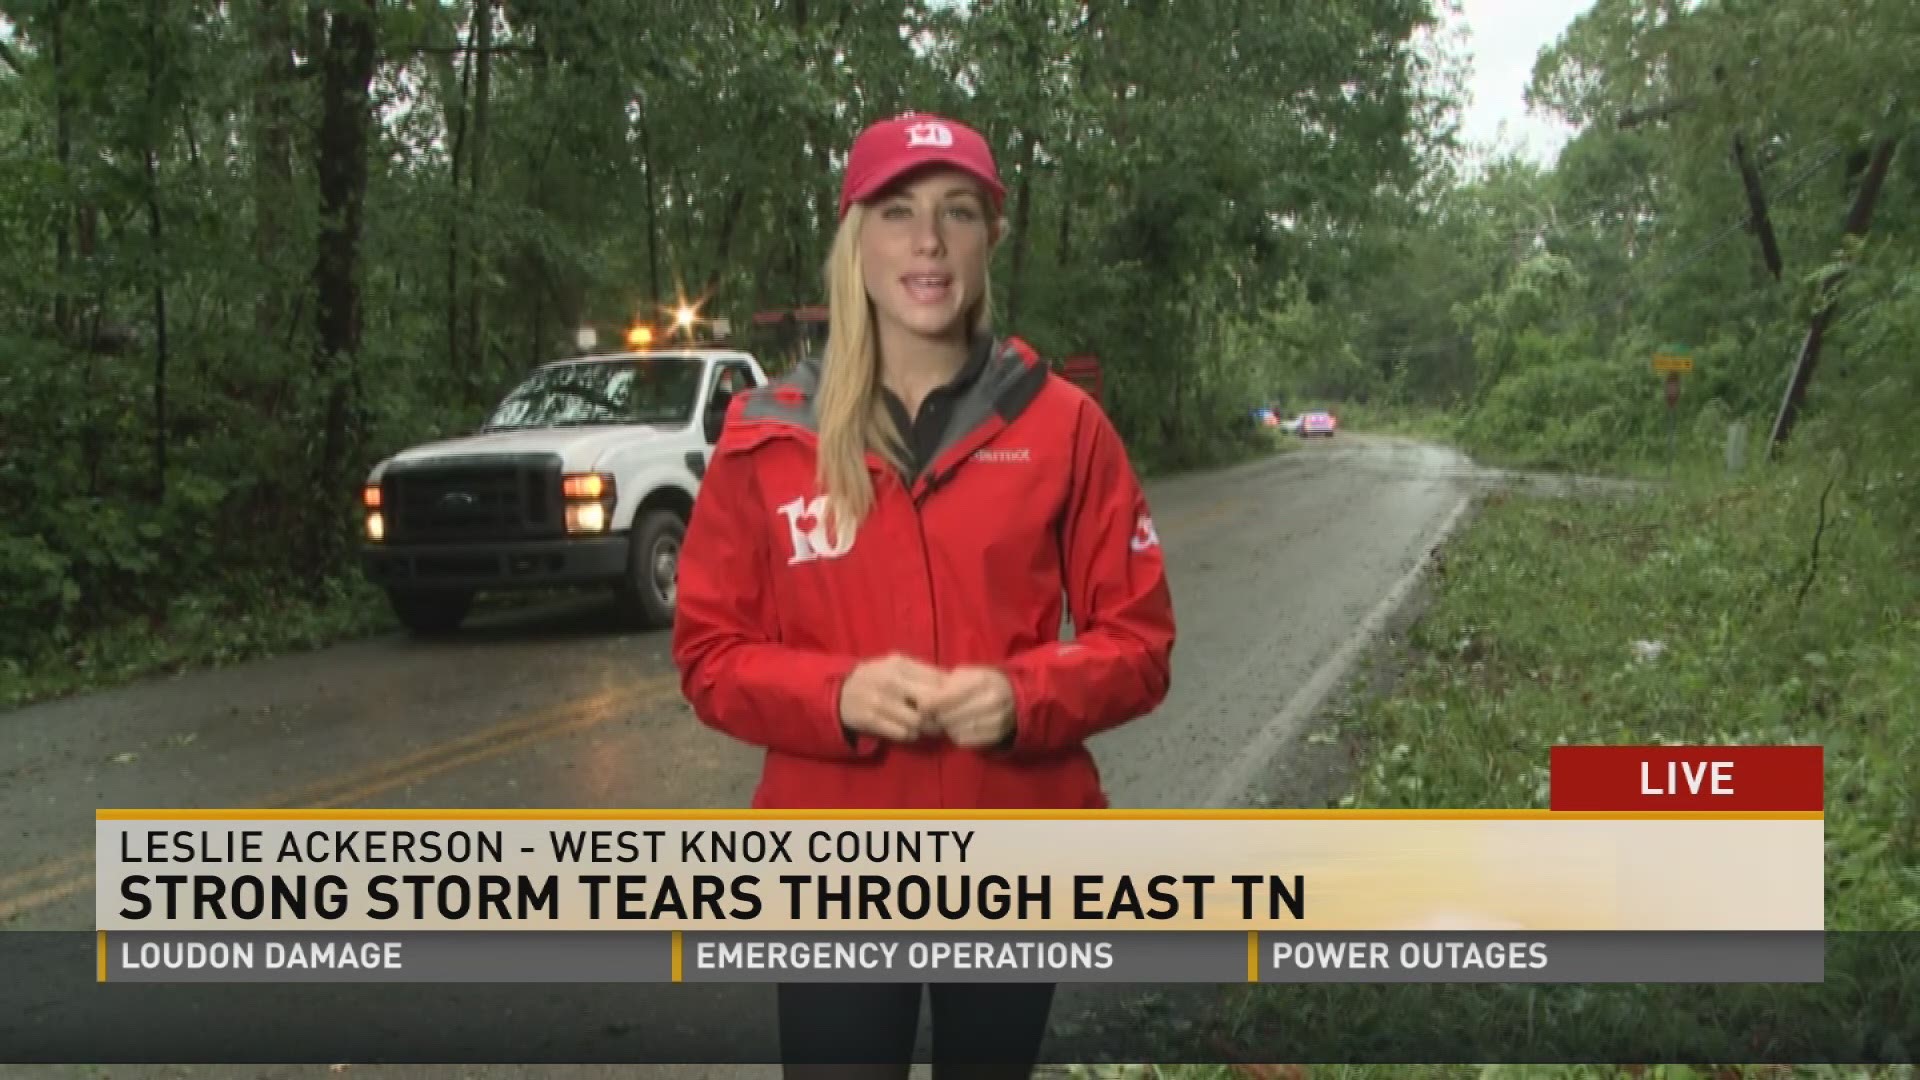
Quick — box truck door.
[698,358,759,455]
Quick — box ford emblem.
[440,491,478,508]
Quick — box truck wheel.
[618,507,685,631]
[387,587,473,637]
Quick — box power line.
[1346,134,1847,344]
[1361,132,1868,366]
[1368,135,1853,358]
[1590,139,1853,314]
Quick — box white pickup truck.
[358,347,769,636]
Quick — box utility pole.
[1731,133,1782,282]
[1767,135,1900,453]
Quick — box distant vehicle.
[359,333,768,636]
[1279,414,1303,435]
[1297,411,1337,438]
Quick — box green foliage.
[0,0,1453,690]
[1337,462,1919,917]
[0,574,394,709]
[1119,461,1919,1072]
[3,0,1913,719]
[1106,2,1920,1066]
[1467,349,1649,470]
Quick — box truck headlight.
[562,472,611,499]
[363,484,384,541]
[563,472,616,534]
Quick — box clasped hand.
[839,653,1014,749]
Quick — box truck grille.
[381,455,563,543]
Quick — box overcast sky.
[1444,0,1597,164]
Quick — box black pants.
[776,981,1055,1079]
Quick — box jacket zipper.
[911,473,942,668]
[911,416,1001,671]
[910,471,947,807]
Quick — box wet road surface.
[1,433,1481,1077]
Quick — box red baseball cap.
[838,112,1005,220]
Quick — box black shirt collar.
[879,333,995,480]
[880,333,992,415]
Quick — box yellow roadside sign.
[1653,350,1693,375]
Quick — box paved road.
[1,433,1479,1077]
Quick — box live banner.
[96,801,1824,985]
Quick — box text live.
[1547,745,1823,811]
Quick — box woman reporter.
[672,111,1177,1079]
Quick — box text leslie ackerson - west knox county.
[112,826,1309,924]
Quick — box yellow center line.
[0,679,681,923]
[0,851,92,895]
[304,694,675,810]
[264,680,674,809]
[0,875,103,926]
[2,462,1278,925]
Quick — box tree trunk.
[792,0,833,253]
[530,280,545,365]
[1007,131,1038,329]
[145,0,170,501]
[464,0,495,387]
[51,0,72,337]
[703,189,748,296]
[1768,135,1901,453]
[1732,133,1781,282]
[675,170,694,290]
[309,0,380,570]
[249,0,298,346]
[1056,163,1073,266]
[445,6,475,379]
[640,115,661,309]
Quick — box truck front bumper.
[361,534,630,590]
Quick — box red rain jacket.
[671,335,1175,809]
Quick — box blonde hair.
[813,200,1000,544]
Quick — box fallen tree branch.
[1794,473,1839,612]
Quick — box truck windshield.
[483,357,704,431]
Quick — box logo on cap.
[906,121,955,148]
